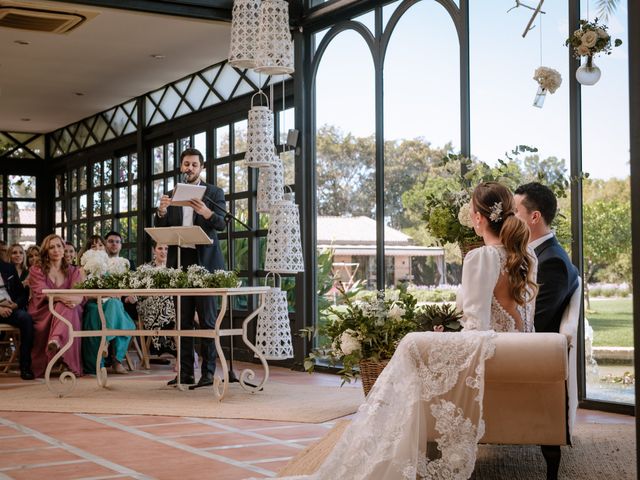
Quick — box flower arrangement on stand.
[302,285,463,395]
[75,262,239,290]
[565,18,622,86]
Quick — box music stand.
[145,226,212,269]
[144,226,212,389]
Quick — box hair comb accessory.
[489,201,503,223]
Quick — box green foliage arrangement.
[303,286,463,384]
[419,146,570,246]
[74,264,239,290]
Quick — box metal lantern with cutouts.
[255,273,293,360]
[255,0,294,75]
[228,0,261,69]
[245,92,277,168]
[257,155,284,213]
[264,194,304,273]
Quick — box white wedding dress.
[276,245,536,480]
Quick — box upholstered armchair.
[480,279,582,480]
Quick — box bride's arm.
[457,247,501,331]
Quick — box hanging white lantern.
[257,155,284,213]
[228,0,261,69]
[255,273,293,360]
[264,193,304,273]
[255,0,294,75]
[245,91,277,168]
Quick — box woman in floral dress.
[136,242,176,357]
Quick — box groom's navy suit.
[533,236,579,332]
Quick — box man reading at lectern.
[155,148,227,387]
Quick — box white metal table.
[42,287,271,401]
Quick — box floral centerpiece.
[80,249,130,280]
[75,261,239,290]
[303,287,464,394]
[565,18,622,60]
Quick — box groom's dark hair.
[514,182,557,226]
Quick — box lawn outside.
[586,297,633,348]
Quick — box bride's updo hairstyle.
[472,182,537,305]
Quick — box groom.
[514,182,579,332]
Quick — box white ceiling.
[0,0,231,133]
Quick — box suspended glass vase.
[245,91,277,168]
[255,0,294,75]
[264,192,304,273]
[257,155,284,213]
[228,0,261,69]
[533,85,547,108]
[576,55,601,86]
[255,273,293,360]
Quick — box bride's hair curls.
[472,182,538,305]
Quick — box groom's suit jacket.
[533,236,579,332]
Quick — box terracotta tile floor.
[0,360,634,479]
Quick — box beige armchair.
[480,279,582,480]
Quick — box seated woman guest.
[80,235,135,375]
[9,244,28,283]
[136,242,176,358]
[28,234,85,378]
[26,245,40,270]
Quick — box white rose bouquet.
[80,249,109,278]
[565,18,622,59]
[533,67,562,94]
[303,288,422,384]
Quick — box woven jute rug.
[0,378,364,423]
[278,421,636,479]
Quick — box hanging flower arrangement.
[533,67,562,94]
[565,18,622,59]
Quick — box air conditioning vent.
[0,7,87,34]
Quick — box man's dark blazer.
[0,261,28,309]
[533,236,580,332]
[154,181,227,271]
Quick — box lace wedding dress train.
[278,331,496,480]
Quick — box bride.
[279,182,537,480]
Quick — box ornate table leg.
[44,296,78,397]
[212,295,229,401]
[239,297,269,393]
[95,298,109,387]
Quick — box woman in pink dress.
[28,234,85,378]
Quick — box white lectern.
[145,226,212,268]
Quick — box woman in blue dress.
[80,235,136,375]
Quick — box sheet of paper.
[170,183,206,207]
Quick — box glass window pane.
[153,146,164,175]
[78,166,87,190]
[131,185,138,212]
[178,137,190,155]
[8,175,36,198]
[71,197,78,220]
[92,162,102,185]
[194,131,206,154]
[7,201,35,225]
[131,153,138,180]
[234,238,248,271]
[216,125,229,158]
[118,187,128,213]
[103,159,113,185]
[280,150,295,186]
[55,201,62,224]
[278,108,295,146]
[92,192,101,217]
[79,194,87,219]
[216,163,230,192]
[7,227,36,246]
[167,142,176,170]
[234,161,248,192]
[130,216,138,242]
[101,219,112,237]
[117,156,128,183]
[102,190,112,215]
[234,119,248,153]
[153,179,163,207]
[234,199,248,231]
